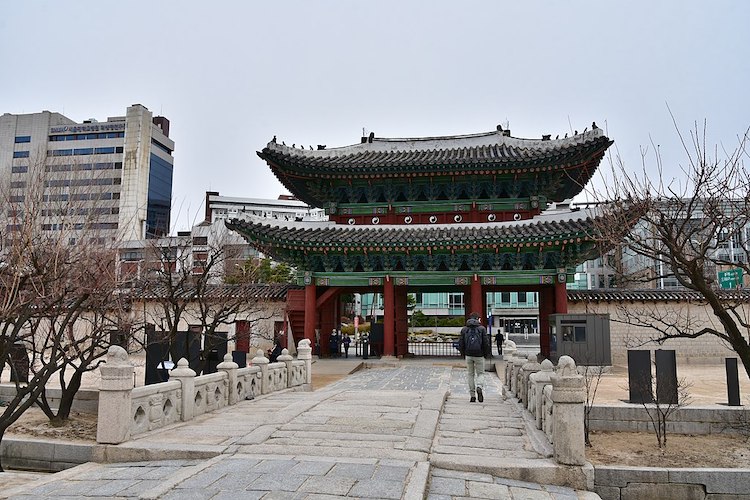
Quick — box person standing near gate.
[342,334,351,358]
[458,312,489,403]
[495,329,504,356]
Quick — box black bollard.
[726,358,741,406]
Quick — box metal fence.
[407,340,462,357]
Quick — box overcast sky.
[1,1,748,232]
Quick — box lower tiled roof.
[568,289,750,302]
[226,208,598,253]
[125,283,299,301]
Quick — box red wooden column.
[383,276,395,356]
[538,286,554,359]
[304,284,317,345]
[470,275,483,316]
[554,281,568,314]
[394,285,409,356]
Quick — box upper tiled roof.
[258,127,612,206]
[568,289,750,302]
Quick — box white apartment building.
[0,104,174,245]
[204,191,326,224]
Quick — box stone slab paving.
[427,467,600,500]
[3,365,599,499]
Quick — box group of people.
[328,329,351,358]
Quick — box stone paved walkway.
[4,364,599,499]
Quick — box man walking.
[458,312,489,402]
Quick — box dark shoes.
[477,387,484,403]
[470,396,476,403]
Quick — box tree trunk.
[55,369,83,421]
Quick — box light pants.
[465,355,485,396]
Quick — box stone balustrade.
[96,341,312,444]
[502,353,586,467]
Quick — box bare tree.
[632,364,692,449]
[581,363,607,447]
[0,154,130,464]
[134,224,277,375]
[591,118,750,378]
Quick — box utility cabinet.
[549,313,611,365]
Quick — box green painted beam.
[297,270,575,287]
[329,197,548,216]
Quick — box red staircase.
[286,289,306,346]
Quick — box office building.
[0,104,174,245]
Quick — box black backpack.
[464,325,483,356]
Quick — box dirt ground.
[586,431,750,468]
[6,410,97,442]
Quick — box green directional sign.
[718,268,743,289]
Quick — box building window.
[10,181,26,188]
[11,166,28,174]
[49,132,124,141]
[50,149,73,156]
[151,139,172,154]
[115,146,123,153]
[501,292,511,304]
[13,151,29,158]
[121,250,143,261]
[192,236,208,246]
[15,136,31,143]
[517,292,527,303]
[95,147,116,154]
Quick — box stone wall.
[0,386,99,415]
[568,300,742,365]
[595,466,750,500]
[588,404,749,435]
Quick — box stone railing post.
[297,339,313,385]
[529,359,554,429]
[277,348,294,387]
[251,349,270,394]
[551,355,586,466]
[510,354,526,397]
[96,346,134,444]
[217,353,239,405]
[170,358,196,422]
[520,354,541,408]
[503,340,518,386]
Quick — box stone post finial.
[550,355,586,466]
[277,348,294,387]
[218,353,239,405]
[529,359,555,429]
[297,339,313,385]
[96,346,135,444]
[251,349,270,394]
[520,354,542,408]
[170,358,197,421]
